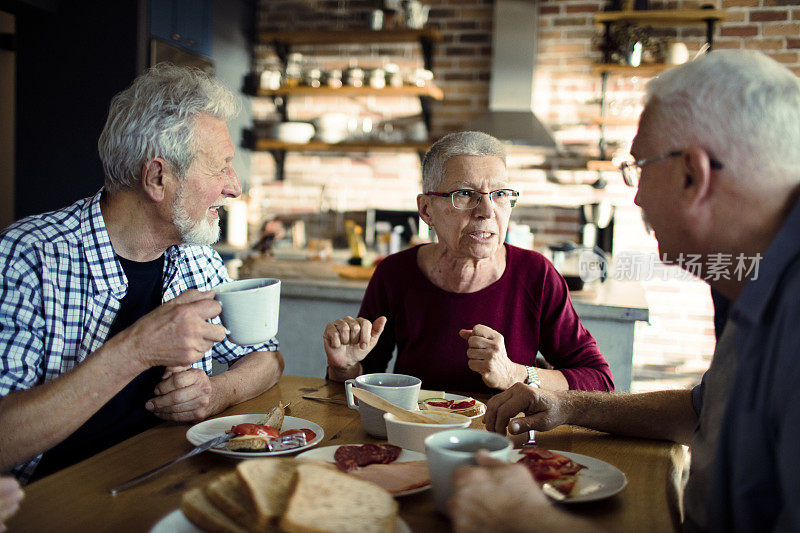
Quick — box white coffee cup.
[425,429,513,513]
[344,373,422,438]
[213,278,280,345]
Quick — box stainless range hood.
[467,0,558,149]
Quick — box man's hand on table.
[0,476,23,533]
[115,289,226,373]
[483,382,570,435]
[146,366,216,422]
[459,324,527,390]
[323,315,387,370]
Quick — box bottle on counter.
[284,53,304,87]
[345,220,367,266]
[389,225,404,254]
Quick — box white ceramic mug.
[425,429,513,513]
[344,373,421,438]
[213,278,280,345]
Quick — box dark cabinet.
[150,0,212,57]
[13,0,140,219]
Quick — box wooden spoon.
[350,387,436,424]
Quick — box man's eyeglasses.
[619,150,724,187]
[424,189,520,210]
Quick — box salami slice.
[333,445,361,472]
[379,444,402,464]
[334,444,404,472]
[357,444,386,466]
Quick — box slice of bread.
[258,403,285,429]
[236,458,298,530]
[205,472,260,532]
[450,402,484,417]
[181,487,248,533]
[279,463,398,533]
[226,435,271,451]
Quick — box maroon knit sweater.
[359,244,614,393]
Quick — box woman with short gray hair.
[323,131,613,394]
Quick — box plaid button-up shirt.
[0,190,278,482]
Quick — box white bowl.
[315,128,349,144]
[313,112,350,130]
[384,411,471,453]
[313,113,350,143]
[269,122,315,144]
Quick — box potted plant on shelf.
[598,23,656,66]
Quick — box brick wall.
[248,0,799,391]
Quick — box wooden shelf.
[257,28,443,45]
[252,139,431,152]
[591,115,640,126]
[517,159,619,172]
[255,84,444,100]
[587,160,619,172]
[594,9,726,26]
[592,63,671,76]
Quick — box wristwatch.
[524,365,541,388]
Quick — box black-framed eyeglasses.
[619,150,724,187]
[424,188,520,210]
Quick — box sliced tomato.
[230,423,280,438]
[450,399,476,409]
[422,398,453,408]
[519,446,556,460]
[530,464,563,482]
[557,460,586,476]
[518,447,587,491]
[280,428,317,442]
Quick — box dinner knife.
[109,432,235,495]
[301,395,346,405]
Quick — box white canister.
[667,42,689,65]
[225,199,248,248]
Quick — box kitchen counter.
[237,257,649,391]
[279,276,649,322]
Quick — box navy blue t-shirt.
[31,254,165,481]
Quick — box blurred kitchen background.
[3,0,796,391]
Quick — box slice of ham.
[346,461,431,495]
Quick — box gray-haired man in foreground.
[450,49,800,532]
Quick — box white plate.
[150,509,411,533]
[296,445,430,497]
[513,449,627,503]
[186,415,324,458]
[417,392,487,420]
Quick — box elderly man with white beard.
[0,64,284,484]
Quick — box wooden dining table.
[8,375,687,533]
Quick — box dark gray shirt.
[689,198,800,532]
[684,320,738,531]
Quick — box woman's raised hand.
[323,316,387,370]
